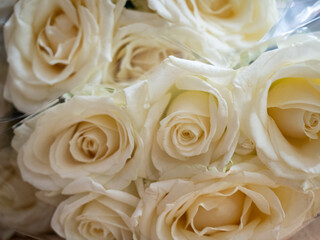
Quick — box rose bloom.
[137,57,238,180]
[3,0,115,113]
[134,157,316,240]
[148,0,278,49]
[12,92,143,192]
[107,9,225,84]
[234,37,320,185]
[51,178,139,240]
[0,147,55,238]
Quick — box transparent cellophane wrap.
[0,0,320,239]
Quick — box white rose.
[4,0,115,113]
[148,0,278,50]
[51,178,139,240]
[134,158,315,240]
[12,93,143,192]
[138,57,238,180]
[0,147,55,237]
[107,9,227,84]
[234,38,320,185]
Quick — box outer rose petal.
[4,0,115,113]
[138,57,238,180]
[134,159,316,240]
[0,147,55,236]
[234,37,320,186]
[107,9,227,85]
[12,95,142,192]
[148,0,278,50]
[51,179,139,240]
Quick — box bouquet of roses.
[1,0,320,239]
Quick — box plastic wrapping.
[262,0,320,41]
[232,0,320,68]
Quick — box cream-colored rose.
[107,9,226,84]
[234,37,320,185]
[138,57,238,180]
[51,178,139,240]
[134,159,315,240]
[12,93,143,192]
[148,0,278,50]
[4,0,115,113]
[0,147,55,237]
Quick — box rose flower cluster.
[0,1,320,240]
